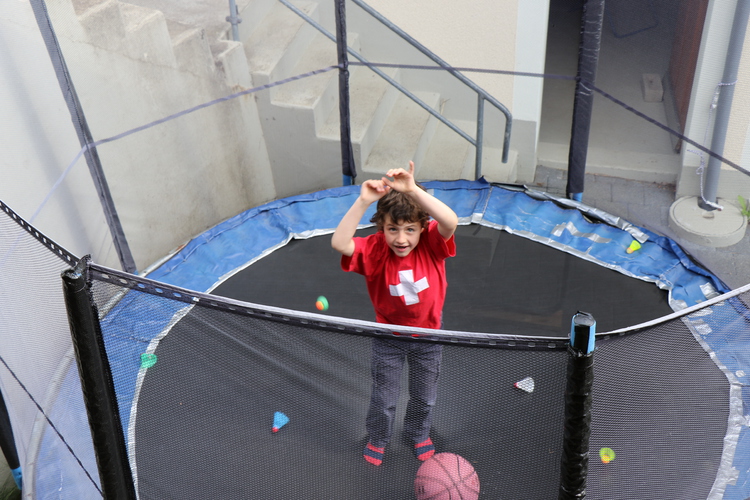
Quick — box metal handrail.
[350,0,512,168]
[277,0,512,178]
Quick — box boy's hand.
[333,179,389,257]
[359,179,389,204]
[383,161,417,193]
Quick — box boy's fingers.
[408,161,415,174]
[364,179,389,195]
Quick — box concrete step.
[244,0,319,96]
[363,91,441,175]
[537,141,679,184]
[77,0,193,69]
[236,0,278,43]
[73,0,108,14]
[76,0,126,48]
[214,39,253,88]
[319,66,400,167]
[119,3,177,66]
[419,120,474,180]
[480,147,518,183]
[272,32,361,128]
[169,22,215,76]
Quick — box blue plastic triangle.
[273,411,289,431]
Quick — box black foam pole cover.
[559,312,596,499]
[0,391,20,470]
[559,348,594,499]
[334,0,356,180]
[567,0,604,198]
[62,257,137,499]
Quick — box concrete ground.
[533,165,750,290]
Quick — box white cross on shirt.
[389,270,429,305]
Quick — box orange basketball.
[414,452,480,500]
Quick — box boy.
[331,161,458,466]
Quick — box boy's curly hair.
[370,185,430,230]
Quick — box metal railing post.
[475,95,485,179]
[349,0,512,168]
[227,0,242,42]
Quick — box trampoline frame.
[57,180,750,499]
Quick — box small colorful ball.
[140,353,158,369]
[315,296,329,311]
[599,447,615,464]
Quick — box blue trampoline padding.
[729,429,750,497]
[36,362,100,500]
[98,180,743,486]
[686,293,750,500]
[145,179,726,302]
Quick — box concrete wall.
[0,0,274,272]
[512,0,549,183]
[366,0,517,105]
[0,2,105,264]
[4,0,550,274]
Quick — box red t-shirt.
[341,220,456,329]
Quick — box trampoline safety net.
[62,258,742,500]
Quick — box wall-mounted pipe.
[699,0,750,210]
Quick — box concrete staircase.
[67,0,515,197]
[72,1,205,72]
[238,0,516,195]
[69,0,251,87]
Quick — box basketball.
[414,452,480,500]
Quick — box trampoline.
[4,0,750,497]
[62,180,750,499]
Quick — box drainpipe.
[566,0,605,202]
[699,0,750,210]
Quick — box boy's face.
[382,215,424,257]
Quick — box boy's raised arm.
[331,180,389,257]
[384,162,458,240]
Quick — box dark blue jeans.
[366,337,443,447]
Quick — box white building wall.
[366,0,518,107]
[513,0,550,183]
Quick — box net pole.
[559,312,596,500]
[0,390,21,488]
[62,257,137,500]
[566,0,604,201]
[28,0,136,273]
[335,0,357,185]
